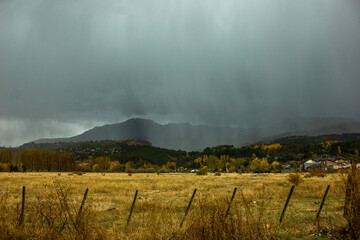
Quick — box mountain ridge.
[31,117,360,151]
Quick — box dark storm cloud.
[1,0,360,146]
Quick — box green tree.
[206,155,222,171]
[290,161,299,170]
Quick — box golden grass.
[0,172,348,239]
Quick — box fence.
[14,184,332,228]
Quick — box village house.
[281,164,293,173]
[300,158,351,171]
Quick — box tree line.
[0,148,75,172]
[0,139,359,173]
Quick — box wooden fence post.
[315,185,330,222]
[75,188,89,225]
[225,187,237,218]
[180,188,197,227]
[280,185,295,223]
[127,190,138,225]
[18,186,25,226]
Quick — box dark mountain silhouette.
[31,117,360,151]
[33,118,251,151]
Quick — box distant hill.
[33,118,260,151]
[259,119,360,144]
[259,133,360,144]
[31,117,360,151]
[21,139,152,151]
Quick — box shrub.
[196,167,208,175]
[73,171,83,176]
[135,167,146,173]
[288,173,303,186]
[76,162,92,172]
[9,164,18,172]
[228,166,236,173]
[92,164,100,172]
[0,163,10,172]
[305,168,326,178]
[159,167,170,173]
[146,168,157,173]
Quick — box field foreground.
[0,172,349,239]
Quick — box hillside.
[21,139,152,151]
[259,133,360,144]
[21,140,190,169]
[20,137,360,167]
[3,136,360,173]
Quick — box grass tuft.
[288,173,303,186]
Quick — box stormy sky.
[1,0,360,147]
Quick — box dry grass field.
[0,172,350,239]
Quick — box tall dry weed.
[117,202,178,239]
[114,190,274,240]
[343,160,360,239]
[177,193,273,240]
[0,180,106,240]
[288,173,303,186]
[305,168,326,178]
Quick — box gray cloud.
[1,0,360,146]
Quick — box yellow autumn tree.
[250,158,270,173]
[94,157,111,171]
[271,161,282,172]
[338,145,342,156]
[109,161,121,172]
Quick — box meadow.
[0,172,350,239]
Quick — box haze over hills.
[30,117,360,151]
[1,0,360,150]
[34,118,250,151]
